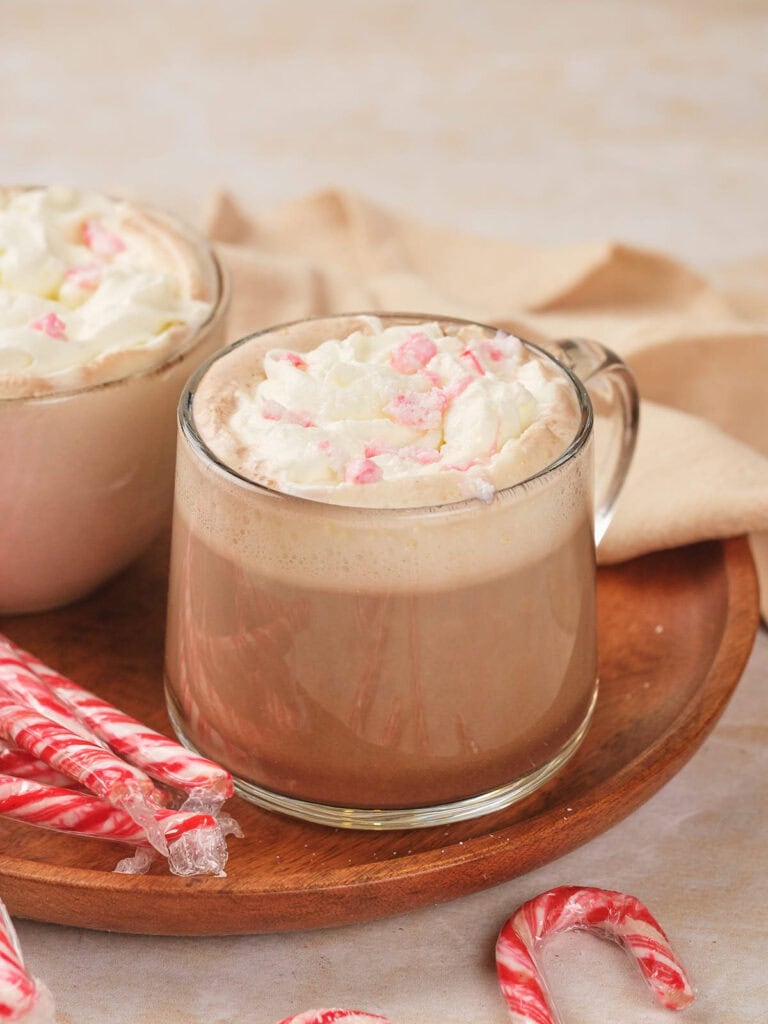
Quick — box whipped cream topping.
[197,318,583,508]
[0,187,214,397]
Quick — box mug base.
[166,683,598,830]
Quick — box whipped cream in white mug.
[0,185,226,615]
[195,317,582,506]
[0,186,213,397]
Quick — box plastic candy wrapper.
[0,745,73,789]
[0,772,227,876]
[0,899,55,1023]
[0,652,102,746]
[495,886,695,1023]
[0,694,161,808]
[0,634,241,877]
[0,772,148,844]
[5,637,233,816]
[275,887,694,1024]
[0,694,230,874]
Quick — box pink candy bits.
[397,445,440,465]
[261,398,315,428]
[459,347,485,375]
[81,218,126,256]
[27,313,66,340]
[362,443,439,466]
[64,264,101,290]
[384,389,447,429]
[276,351,308,370]
[345,459,382,485]
[390,332,438,374]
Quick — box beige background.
[2,0,767,270]
[1,1,766,1022]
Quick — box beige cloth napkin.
[205,189,768,616]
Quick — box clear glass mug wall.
[165,314,638,829]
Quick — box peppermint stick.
[0,773,214,850]
[0,899,55,1022]
[0,653,102,746]
[0,745,73,789]
[495,886,695,1024]
[0,697,227,876]
[2,637,233,812]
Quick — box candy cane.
[275,1013,395,1024]
[0,653,103,746]
[0,773,215,848]
[0,696,160,803]
[275,888,694,1024]
[0,745,74,789]
[0,697,227,874]
[1,637,233,810]
[495,886,695,1023]
[0,898,55,1022]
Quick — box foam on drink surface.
[0,186,214,397]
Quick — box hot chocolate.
[165,315,598,825]
[0,187,227,614]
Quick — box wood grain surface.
[0,535,759,936]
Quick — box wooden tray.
[0,537,759,936]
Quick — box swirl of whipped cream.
[0,186,215,398]
[196,318,582,507]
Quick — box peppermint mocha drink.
[166,315,632,827]
[0,186,227,613]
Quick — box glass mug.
[164,314,638,829]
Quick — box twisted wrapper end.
[168,823,229,877]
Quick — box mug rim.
[179,311,594,518]
[0,188,229,405]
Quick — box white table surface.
[2,2,767,1021]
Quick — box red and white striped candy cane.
[0,696,227,873]
[496,886,695,1024]
[274,890,694,1024]
[275,1012,396,1024]
[0,899,55,1022]
[0,744,74,789]
[0,651,102,746]
[0,695,161,806]
[2,637,233,808]
[0,773,217,849]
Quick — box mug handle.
[545,338,639,545]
